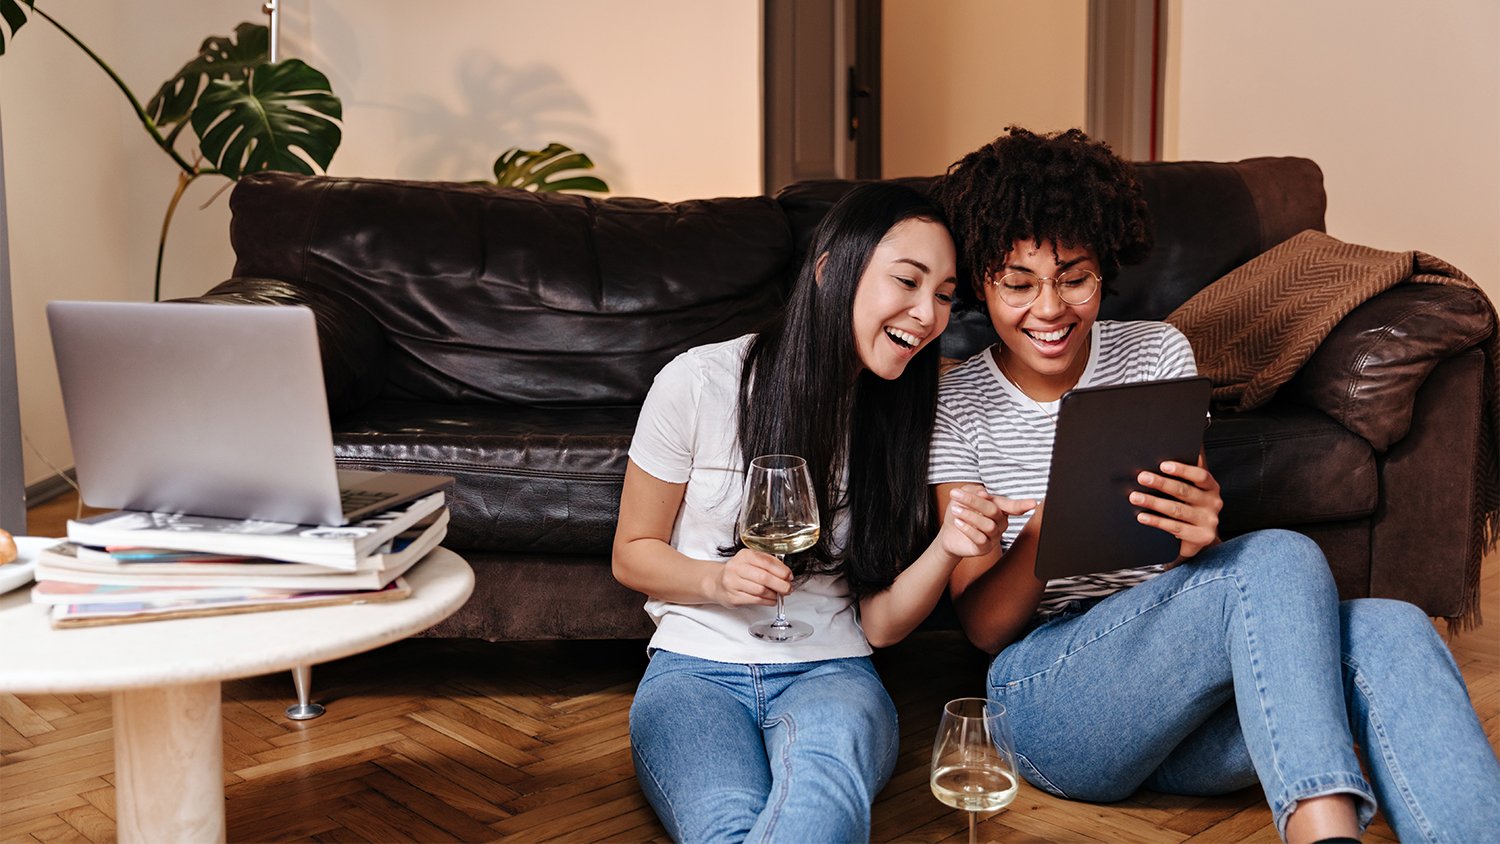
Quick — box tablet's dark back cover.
[1034,376,1212,581]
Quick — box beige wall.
[12,1,1494,491]
[2,0,759,488]
[2,0,139,491]
[282,0,760,200]
[882,0,1089,178]
[1163,0,1500,301]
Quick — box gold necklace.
[994,349,1058,421]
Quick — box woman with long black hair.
[613,182,1024,842]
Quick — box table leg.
[285,663,325,720]
[112,681,226,844]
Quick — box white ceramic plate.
[0,536,61,595]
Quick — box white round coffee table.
[0,546,473,843]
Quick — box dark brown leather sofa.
[191,157,1493,639]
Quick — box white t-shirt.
[627,335,871,663]
[929,320,1198,621]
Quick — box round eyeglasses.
[988,269,1101,308]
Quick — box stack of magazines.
[30,492,447,628]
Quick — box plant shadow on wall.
[399,51,616,189]
[0,3,343,301]
[0,2,609,302]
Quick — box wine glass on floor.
[739,454,819,642]
[930,697,1020,844]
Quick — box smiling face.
[982,238,1101,399]
[847,217,958,380]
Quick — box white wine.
[741,522,819,556]
[930,765,1018,812]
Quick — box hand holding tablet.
[1130,456,1223,562]
[1033,376,1213,581]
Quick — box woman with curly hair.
[930,127,1500,844]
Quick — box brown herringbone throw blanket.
[1167,229,1498,629]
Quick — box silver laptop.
[47,301,452,526]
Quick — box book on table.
[33,508,447,593]
[63,491,445,569]
[35,493,448,627]
[33,578,307,606]
[46,578,413,628]
[72,508,444,572]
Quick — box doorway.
[764,0,1163,192]
[762,0,882,194]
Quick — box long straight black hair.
[736,182,950,597]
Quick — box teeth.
[1026,326,1071,343]
[885,327,919,348]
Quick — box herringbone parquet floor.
[3,494,1496,842]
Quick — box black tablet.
[1033,376,1212,581]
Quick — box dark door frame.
[765,0,1161,197]
[762,0,882,195]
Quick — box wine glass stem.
[773,554,789,626]
[968,809,977,844]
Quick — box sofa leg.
[284,664,325,721]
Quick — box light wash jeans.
[629,650,898,844]
[987,529,1500,843]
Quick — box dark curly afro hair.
[936,126,1153,309]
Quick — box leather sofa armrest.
[1286,284,1493,450]
[179,277,389,418]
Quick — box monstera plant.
[490,142,609,194]
[1,3,342,299]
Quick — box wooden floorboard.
[4,492,1498,842]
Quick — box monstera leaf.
[0,0,33,56]
[147,22,268,132]
[192,59,342,179]
[0,7,345,299]
[493,143,609,193]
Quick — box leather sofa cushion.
[424,551,657,640]
[329,398,1374,556]
[1289,284,1495,450]
[1206,404,1377,535]
[229,172,795,408]
[330,400,634,554]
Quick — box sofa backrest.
[228,172,795,407]
[226,159,1326,405]
[776,157,1328,360]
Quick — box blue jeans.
[987,529,1500,843]
[629,650,899,844]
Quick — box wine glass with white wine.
[739,454,819,642]
[930,697,1020,844]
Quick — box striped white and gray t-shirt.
[930,320,1198,622]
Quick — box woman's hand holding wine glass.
[708,548,794,607]
[739,454,819,642]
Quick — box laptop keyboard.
[339,488,392,514]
